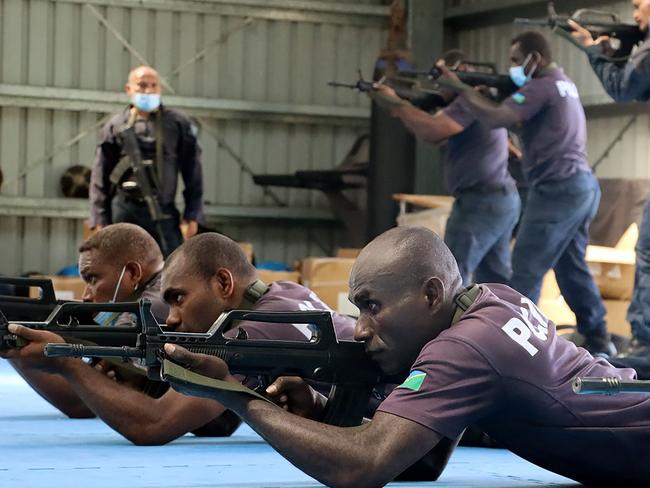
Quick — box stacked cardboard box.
[301,257,356,311]
[237,242,254,263]
[29,276,86,301]
[257,270,301,284]
[538,224,637,337]
[394,194,454,238]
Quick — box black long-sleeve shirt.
[89,105,203,227]
[587,31,650,102]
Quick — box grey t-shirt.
[503,67,591,186]
[443,97,513,196]
[378,284,650,486]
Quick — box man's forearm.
[587,52,642,103]
[9,360,94,418]
[61,361,176,444]
[392,105,446,143]
[460,90,517,129]
[236,398,390,487]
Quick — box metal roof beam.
[0,84,369,127]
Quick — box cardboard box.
[30,276,86,301]
[540,270,561,301]
[538,296,576,327]
[301,258,355,310]
[238,242,254,263]
[82,220,97,242]
[586,245,635,301]
[603,299,632,337]
[538,297,632,337]
[257,269,300,284]
[396,207,451,238]
[393,194,454,238]
[335,248,361,259]
[584,223,637,300]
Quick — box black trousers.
[111,193,183,257]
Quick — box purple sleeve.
[502,78,550,123]
[377,338,502,439]
[442,96,477,129]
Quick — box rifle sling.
[239,280,270,310]
[451,284,481,326]
[161,358,273,404]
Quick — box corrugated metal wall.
[446,0,650,180]
[0,0,388,275]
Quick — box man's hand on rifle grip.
[163,343,236,383]
[265,376,327,420]
[568,20,610,48]
[0,324,70,373]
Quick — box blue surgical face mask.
[94,265,128,327]
[509,53,536,87]
[131,93,161,112]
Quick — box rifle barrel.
[45,343,142,360]
[513,18,551,26]
[327,81,356,89]
[573,376,650,395]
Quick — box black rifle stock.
[514,2,644,62]
[0,300,144,350]
[45,302,399,427]
[573,376,650,395]
[0,276,65,322]
[120,126,171,256]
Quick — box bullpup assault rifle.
[0,300,143,350]
[44,301,400,427]
[0,276,75,323]
[515,2,645,63]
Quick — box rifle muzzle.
[573,376,650,395]
[45,343,141,360]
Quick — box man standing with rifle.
[569,0,650,357]
[373,49,520,286]
[434,31,615,356]
[89,65,203,256]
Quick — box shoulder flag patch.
[397,370,426,392]
[511,92,526,104]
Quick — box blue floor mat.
[0,360,578,487]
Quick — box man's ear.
[423,277,444,312]
[124,261,144,289]
[212,268,235,299]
